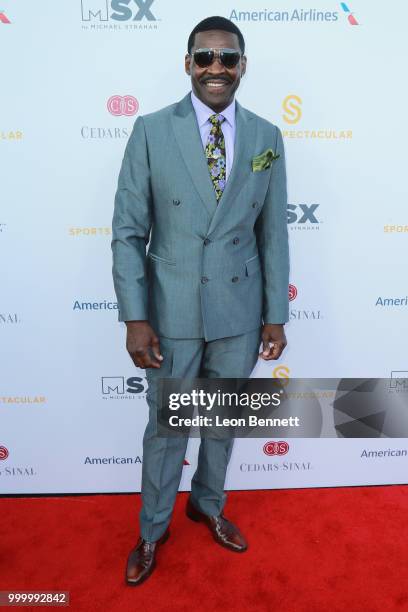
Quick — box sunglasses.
[191,48,242,69]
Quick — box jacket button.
[203,238,211,246]
[231,276,239,283]
[201,276,209,284]
[233,237,239,245]
[252,201,258,208]
[173,199,181,206]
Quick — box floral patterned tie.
[205,114,226,202]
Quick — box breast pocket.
[249,169,271,204]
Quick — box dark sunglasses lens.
[221,51,241,68]
[194,50,214,67]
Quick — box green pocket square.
[251,148,280,172]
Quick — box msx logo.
[81,0,156,22]
[101,376,146,395]
[287,204,319,225]
[390,371,408,389]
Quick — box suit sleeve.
[254,126,289,324]
[111,116,152,322]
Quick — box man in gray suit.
[112,15,289,585]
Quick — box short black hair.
[187,16,245,54]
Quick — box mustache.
[200,76,231,84]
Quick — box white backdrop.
[1,0,407,494]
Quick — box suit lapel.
[171,93,217,219]
[207,101,257,235]
[170,94,257,230]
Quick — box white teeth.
[205,82,226,88]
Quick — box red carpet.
[1,487,408,611]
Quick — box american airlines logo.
[0,11,11,24]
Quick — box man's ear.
[240,55,247,77]
[185,53,191,75]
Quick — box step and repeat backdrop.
[1,1,407,493]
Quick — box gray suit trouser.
[140,327,262,542]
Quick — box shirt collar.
[191,90,236,129]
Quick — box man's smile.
[201,78,231,94]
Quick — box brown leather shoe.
[125,528,170,586]
[186,496,248,552]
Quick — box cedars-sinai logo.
[107,95,139,116]
[288,284,298,301]
[263,441,289,456]
[0,446,9,460]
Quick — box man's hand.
[259,323,287,360]
[125,321,163,369]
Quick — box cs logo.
[0,446,9,460]
[263,441,289,456]
[288,284,298,302]
[282,95,302,125]
[107,95,139,116]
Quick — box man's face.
[185,30,246,112]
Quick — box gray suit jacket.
[111,92,289,341]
